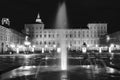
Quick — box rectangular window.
[49,34,51,38]
[40,35,42,38]
[40,41,42,45]
[44,34,46,37]
[36,35,38,38]
[78,34,80,37]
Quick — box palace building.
[25,13,107,50]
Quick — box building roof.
[35,13,42,23]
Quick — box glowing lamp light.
[32,48,34,52]
[99,47,102,53]
[57,48,61,53]
[53,45,56,48]
[32,45,35,48]
[24,41,31,46]
[17,45,23,48]
[45,56,49,60]
[82,47,87,53]
[68,45,71,48]
[110,44,114,48]
[42,48,44,53]
[10,44,15,48]
[16,48,19,54]
[106,67,115,73]
[45,45,48,48]
[96,44,98,47]
[87,44,90,47]
[106,35,110,41]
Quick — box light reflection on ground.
[0,53,120,80]
[0,65,120,80]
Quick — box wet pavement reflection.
[0,52,120,80]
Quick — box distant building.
[25,13,107,50]
[0,18,24,53]
[100,31,120,46]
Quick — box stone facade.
[25,14,107,50]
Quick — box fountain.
[55,1,68,71]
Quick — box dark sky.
[0,0,120,33]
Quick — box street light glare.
[106,35,110,41]
[24,41,31,46]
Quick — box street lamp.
[10,44,15,48]
[24,41,31,46]
[53,44,56,49]
[57,47,61,53]
[82,47,87,53]
[106,35,110,42]
[32,45,35,52]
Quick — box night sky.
[0,0,120,33]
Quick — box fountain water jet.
[55,2,68,70]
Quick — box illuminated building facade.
[0,18,24,53]
[25,13,107,50]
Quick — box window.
[40,27,42,29]
[87,34,89,37]
[49,42,51,45]
[40,35,42,38]
[66,34,68,38]
[44,34,46,37]
[78,34,80,37]
[44,41,46,44]
[70,34,72,38]
[36,35,38,38]
[40,41,42,45]
[49,34,51,38]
